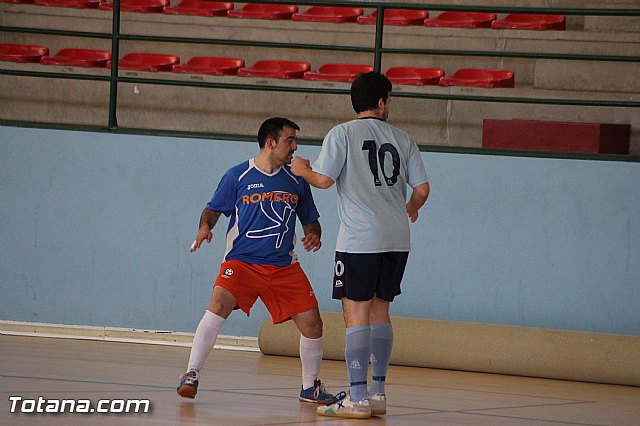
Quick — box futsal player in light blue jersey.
[292,72,431,419]
[177,117,335,405]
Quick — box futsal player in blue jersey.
[177,117,334,405]
[292,72,431,418]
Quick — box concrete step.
[2,62,638,154]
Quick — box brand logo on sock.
[370,353,377,364]
[223,268,234,277]
[349,360,363,370]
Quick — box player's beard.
[285,151,294,164]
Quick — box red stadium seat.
[303,63,373,82]
[108,52,180,71]
[292,6,363,23]
[40,48,112,67]
[439,68,514,88]
[491,14,566,30]
[33,0,99,7]
[357,9,428,26]
[385,66,444,86]
[0,43,49,63]
[163,1,233,16]
[424,11,496,28]
[98,0,168,13]
[0,0,33,3]
[172,56,244,75]
[227,3,297,20]
[237,60,311,79]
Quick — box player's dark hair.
[257,117,300,149]
[350,71,392,114]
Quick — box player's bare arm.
[406,182,431,223]
[291,157,335,189]
[190,208,222,252]
[301,220,322,252]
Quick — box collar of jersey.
[250,158,282,176]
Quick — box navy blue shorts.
[332,251,409,302]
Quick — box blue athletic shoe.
[299,379,335,404]
[177,370,198,399]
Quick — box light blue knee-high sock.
[370,322,393,395]
[345,325,371,402]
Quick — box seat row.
[0,0,567,30]
[0,44,516,87]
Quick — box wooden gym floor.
[1,334,639,425]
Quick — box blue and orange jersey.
[206,158,320,266]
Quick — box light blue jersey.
[313,118,428,253]
[206,159,319,266]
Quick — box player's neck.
[253,154,280,174]
[357,110,385,121]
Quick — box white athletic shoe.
[370,393,386,415]
[316,391,371,419]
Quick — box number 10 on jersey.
[362,140,400,187]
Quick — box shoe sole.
[317,410,371,419]
[299,396,333,404]
[177,385,197,399]
[372,408,386,415]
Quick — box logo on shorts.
[223,268,234,278]
[309,290,314,297]
[334,280,343,288]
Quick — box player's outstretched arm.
[301,220,322,252]
[291,157,335,189]
[406,182,431,223]
[190,208,222,252]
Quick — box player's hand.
[189,228,212,252]
[407,205,419,223]
[291,156,311,177]
[301,232,321,252]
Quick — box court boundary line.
[0,320,259,352]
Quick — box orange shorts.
[213,259,318,324]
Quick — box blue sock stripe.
[372,376,386,382]
[350,381,368,386]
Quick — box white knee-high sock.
[187,310,225,373]
[299,335,323,390]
